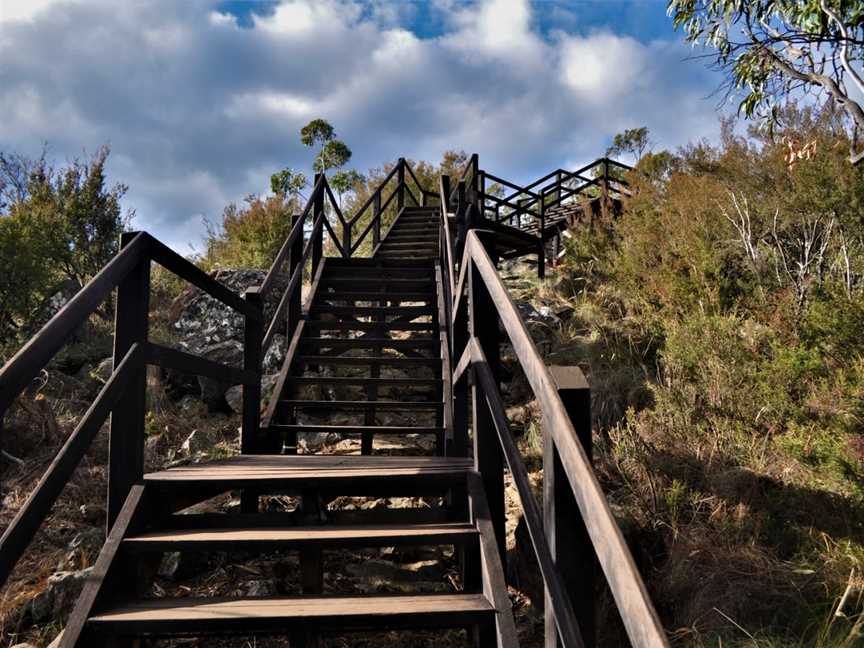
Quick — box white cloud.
[0,0,721,252]
[0,0,75,23]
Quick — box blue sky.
[0,0,724,253]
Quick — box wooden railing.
[446,229,668,647]
[0,232,263,589]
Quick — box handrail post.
[312,173,324,275]
[242,288,263,455]
[288,214,303,337]
[469,230,505,569]
[397,158,405,211]
[538,193,546,280]
[108,231,150,530]
[372,189,381,248]
[440,174,451,214]
[476,170,485,220]
[341,206,351,259]
[545,366,594,648]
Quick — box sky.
[0,0,725,254]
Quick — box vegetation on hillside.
[520,106,864,645]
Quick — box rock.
[346,558,444,583]
[57,527,104,571]
[157,551,203,581]
[197,339,244,411]
[234,579,278,597]
[180,429,212,456]
[11,643,37,648]
[30,568,93,622]
[90,357,114,384]
[79,503,106,525]
[225,384,244,414]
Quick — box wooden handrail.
[262,214,324,354]
[0,343,144,589]
[467,337,586,648]
[0,233,147,415]
[454,230,669,647]
[259,176,321,297]
[148,235,258,319]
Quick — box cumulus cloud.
[0,0,721,252]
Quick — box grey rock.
[225,384,244,414]
[157,551,203,581]
[90,357,114,384]
[180,429,212,456]
[234,579,277,597]
[30,568,93,622]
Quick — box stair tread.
[272,424,443,432]
[296,356,440,365]
[286,376,439,385]
[124,522,477,548]
[88,593,493,629]
[144,455,472,483]
[304,321,437,331]
[280,400,442,409]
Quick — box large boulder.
[169,269,287,409]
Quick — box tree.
[330,169,366,208]
[0,146,131,345]
[607,127,651,161]
[270,167,307,198]
[299,118,352,173]
[668,0,864,164]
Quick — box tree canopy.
[668,0,864,163]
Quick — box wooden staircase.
[56,205,513,646]
[1,157,668,648]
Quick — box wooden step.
[299,338,437,350]
[319,278,434,288]
[322,267,432,278]
[123,522,477,552]
[87,593,494,635]
[309,305,435,317]
[285,376,439,387]
[325,257,434,268]
[280,400,442,410]
[296,356,441,367]
[272,424,443,435]
[145,455,472,489]
[317,291,435,302]
[304,321,437,332]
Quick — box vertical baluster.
[469,231,505,569]
[241,288,263,455]
[372,189,381,248]
[108,231,150,530]
[312,173,324,276]
[545,366,594,648]
[397,158,405,211]
[538,192,546,279]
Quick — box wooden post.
[440,174,451,214]
[545,366,594,648]
[397,158,405,211]
[372,189,381,248]
[469,230,505,568]
[288,214,303,338]
[341,207,351,259]
[241,288,263,455]
[312,173,324,276]
[108,232,150,531]
[241,287,264,514]
[476,170,485,220]
[538,194,546,280]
